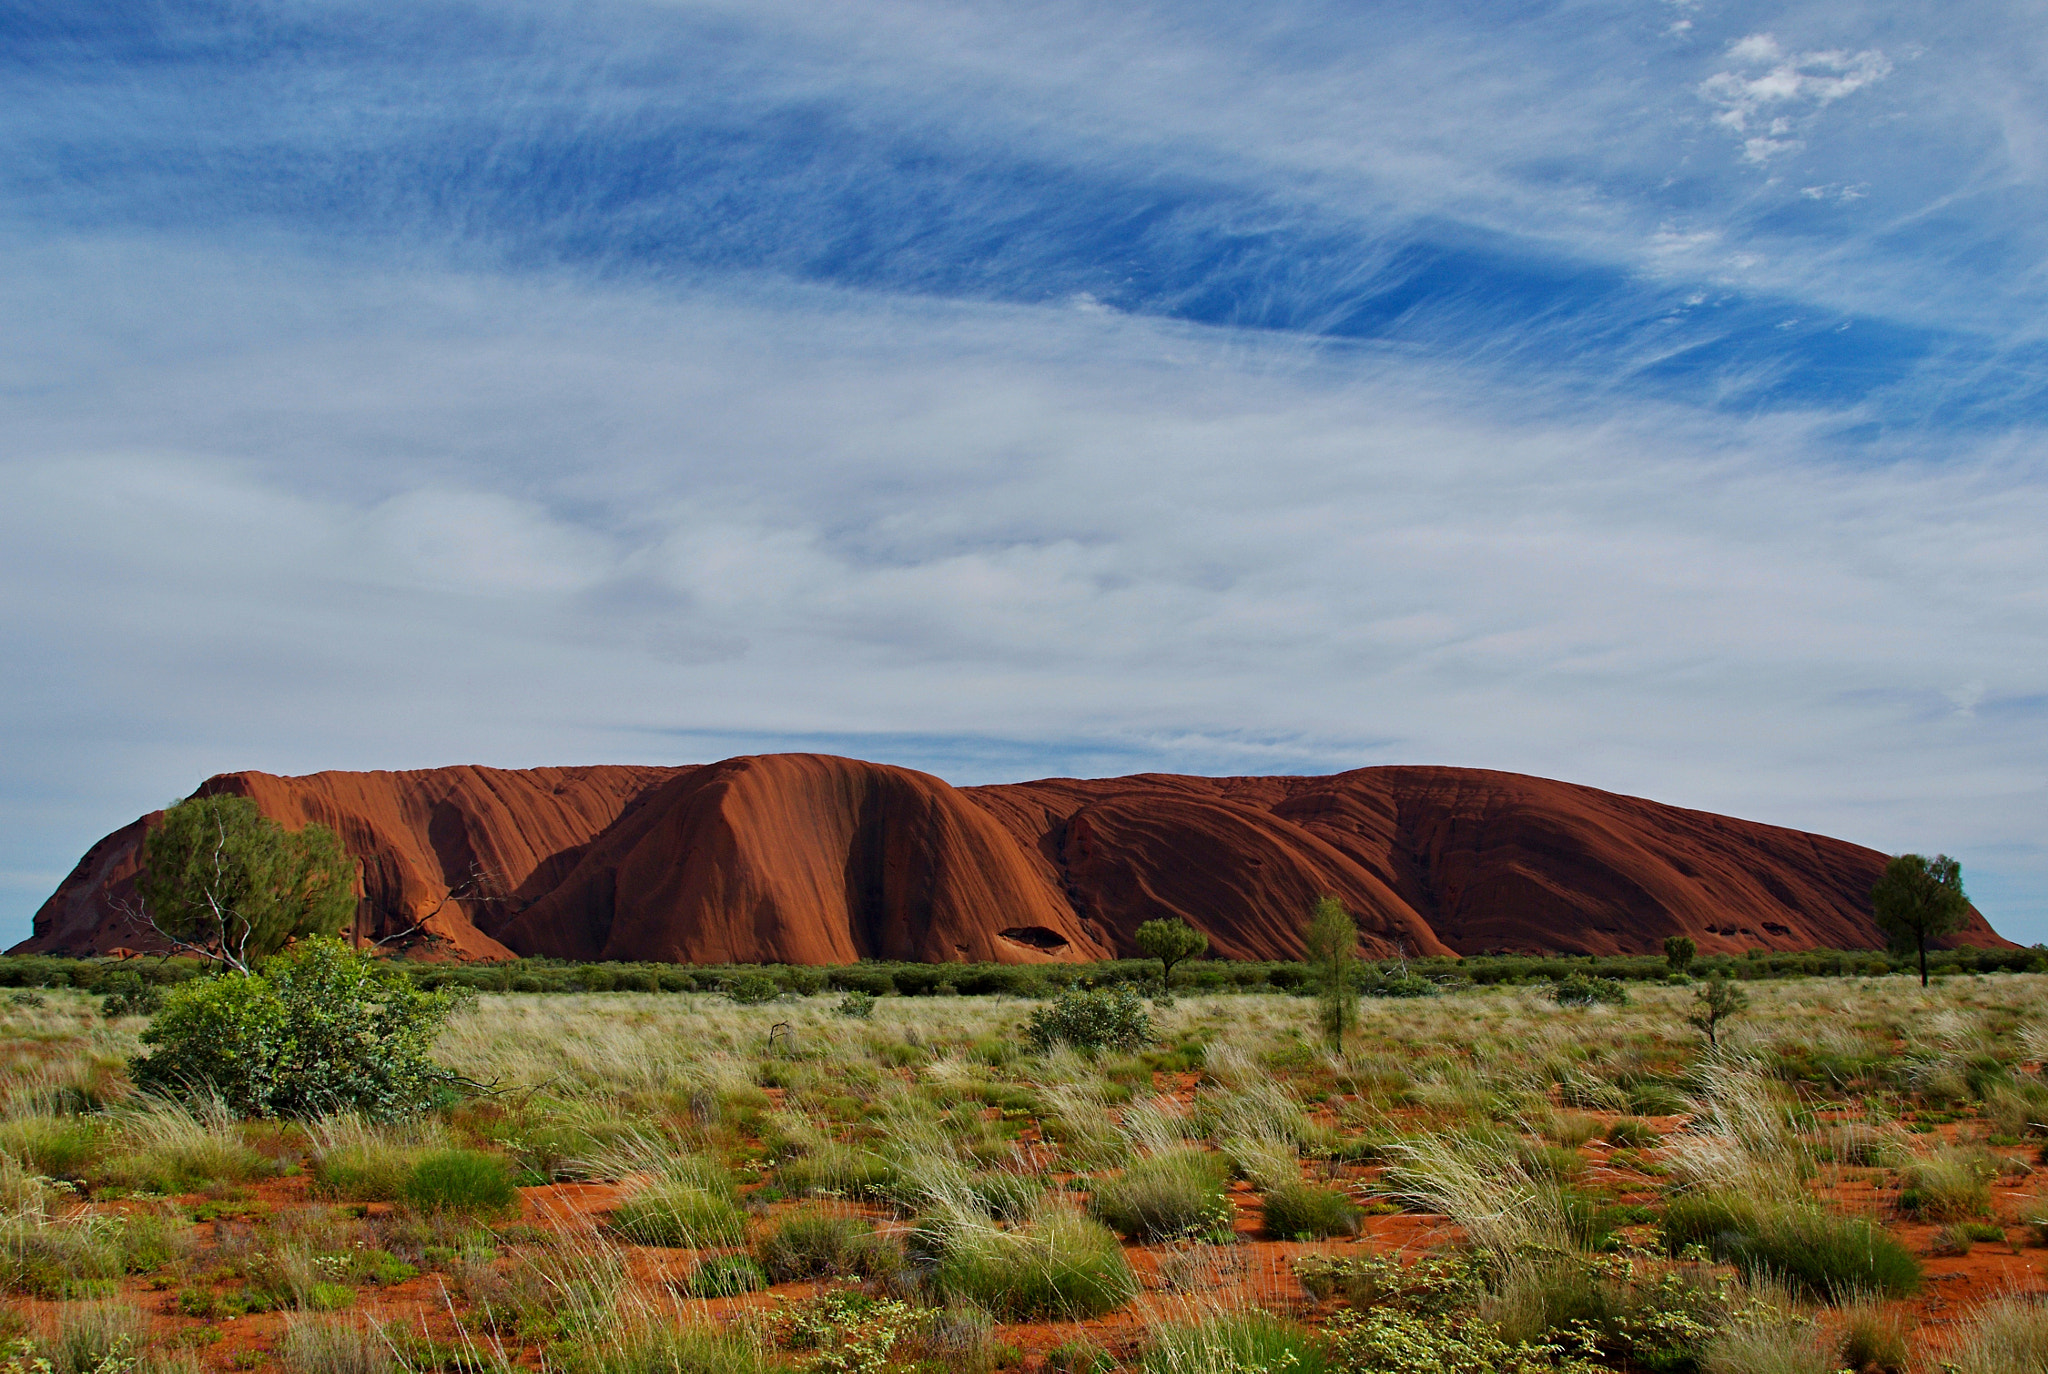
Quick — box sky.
[2,0,2044,946]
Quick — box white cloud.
[1702,33,1891,166]
[2,240,2044,939]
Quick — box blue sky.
[3,0,2044,944]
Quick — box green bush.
[682,1254,768,1298]
[1550,975,1629,1007]
[931,1211,1137,1320]
[1024,988,1152,1054]
[1261,1182,1362,1239]
[1661,1193,1920,1299]
[609,1182,747,1248]
[95,971,164,1019]
[724,975,780,1006]
[402,1149,520,1218]
[130,938,460,1119]
[754,1211,900,1283]
[835,991,877,1019]
[1088,1149,1231,1241]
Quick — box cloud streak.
[3,1,2047,941]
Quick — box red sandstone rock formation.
[15,755,2011,962]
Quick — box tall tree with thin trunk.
[1303,896,1359,1049]
[1870,853,1969,988]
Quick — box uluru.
[14,754,2011,964]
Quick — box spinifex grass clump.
[609,1180,747,1248]
[279,1316,396,1374]
[754,1210,901,1283]
[1261,1181,1362,1239]
[1088,1149,1232,1242]
[90,1098,274,1195]
[775,1141,900,1199]
[0,1117,102,1181]
[1661,1193,1921,1299]
[929,1209,1137,1320]
[402,1149,520,1218]
[1142,1311,1328,1374]
[1942,1294,2048,1374]
[549,1318,780,1374]
[681,1253,767,1297]
[1900,1151,1995,1220]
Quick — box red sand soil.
[26,1078,2045,1374]
[17,753,2011,965]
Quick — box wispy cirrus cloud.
[2,1,2047,941]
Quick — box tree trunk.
[1918,937,1929,988]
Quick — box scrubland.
[2,971,2047,1373]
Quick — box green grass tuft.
[401,1150,520,1218]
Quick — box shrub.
[1261,1182,1362,1239]
[1360,967,1440,999]
[931,1211,1137,1320]
[1323,1306,1603,1374]
[402,1150,519,1218]
[95,971,163,1019]
[1024,988,1152,1054]
[754,1211,900,1284]
[835,992,877,1019]
[681,1254,767,1298]
[1088,1150,1231,1241]
[1662,1194,1920,1299]
[1550,975,1629,1007]
[724,975,780,1006]
[609,1182,747,1248]
[130,939,460,1119]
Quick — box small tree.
[1663,935,1697,975]
[136,795,356,973]
[131,937,461,1118]
[1686,975,1749,1049]
[1133,918,1208,994]
[1871,853,1970,988]
[1303,896,1359,1049]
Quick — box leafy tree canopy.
[1871,853,1970,987]
[1133,918,1208,990]
[138,794,357,972]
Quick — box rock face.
[16,754,2011,962]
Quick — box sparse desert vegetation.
[0,950,2044,1372]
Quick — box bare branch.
[370,864,501,950]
